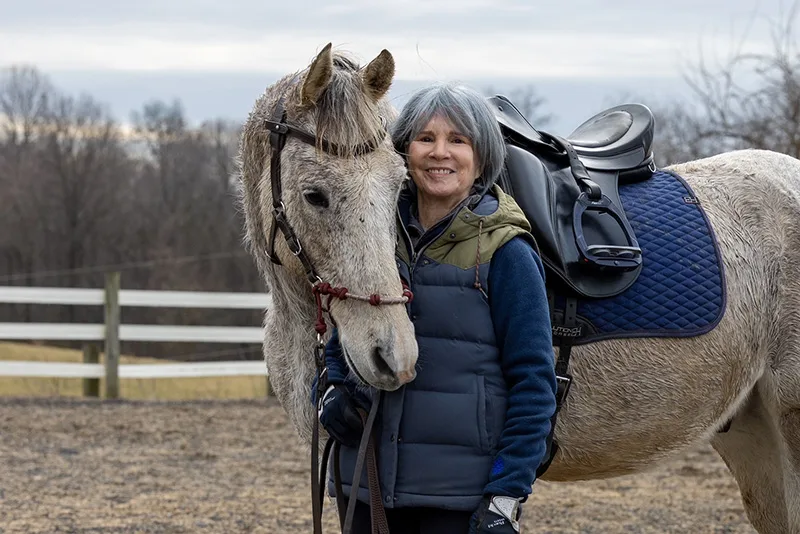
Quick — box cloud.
[0,23,773,82]
[0,0,782,84]
[2,0,780,36]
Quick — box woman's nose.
[430,139,449,159]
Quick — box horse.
[236,45,800,534]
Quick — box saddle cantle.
[490,95,656,299]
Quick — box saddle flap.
[500,145,642,299]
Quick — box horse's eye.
[303,189,330,208]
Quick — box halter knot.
[314,282,349,300]
[401,281,414,303]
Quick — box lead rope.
[341,395,386,534]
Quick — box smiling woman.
[317,82,557,534]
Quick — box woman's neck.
[417,194,468,230]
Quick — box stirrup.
[573,192,642,272]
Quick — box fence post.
[104,272,121,399]
[82,344,100,397]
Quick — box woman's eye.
[303,189,330,208]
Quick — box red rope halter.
[312,280,413,336]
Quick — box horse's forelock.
[308,51,388,158]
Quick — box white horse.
[236,45,800,534]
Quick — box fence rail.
[0,274,271,398]
[0,286,271,309]
[0,323,264,343]
[0,360,266,379]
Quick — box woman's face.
[407,115,479,209]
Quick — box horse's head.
[238,44,417,391]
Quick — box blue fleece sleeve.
[323,328,350,384]
[483,236,557,499]
[309,328,350,405]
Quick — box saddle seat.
[490,95,656,299]
[569,104,656,175]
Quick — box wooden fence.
[0,273,271,398]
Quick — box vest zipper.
[397,204,466,274]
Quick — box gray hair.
[391,82,506,196]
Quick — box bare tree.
[0,65,54,147]
[0,66,57,321]
[654,1,800,162]
[39,93,129,293]
[201,118,241,192]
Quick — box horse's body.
[237,46,800,533]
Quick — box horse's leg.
[778,408,800,531]
[711,380,789,534]
[774,346,800,532]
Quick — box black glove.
[469,495,522,534]
[318,384,364,448]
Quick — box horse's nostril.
[371,346,393,377]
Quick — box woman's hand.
[469,495,521,534]
[318,384,365,447]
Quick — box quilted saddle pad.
[562,169,727,345]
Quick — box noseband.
[264,96,409,534]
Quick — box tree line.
[0,66,261,359]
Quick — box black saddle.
[491,95,656,299]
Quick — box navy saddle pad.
[558,169,727,345]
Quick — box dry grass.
[0,342,268,400]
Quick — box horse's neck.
[264,267,320,441]
[267,266,318,366]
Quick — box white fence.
[0,273,271,397]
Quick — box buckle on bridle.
[273,203,304,256]
[265,120,289,134]
[287,237,303,256]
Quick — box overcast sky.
[0,0,791,133]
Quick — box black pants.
[350,501,472,534]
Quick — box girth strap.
[537,291,577,478]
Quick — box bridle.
[264,97,381,280]
[264,95,411,534]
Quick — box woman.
[316,82,557,534]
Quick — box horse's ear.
[361,49,395,102]
[301,43,333,107]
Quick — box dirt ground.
[0,398,754,534]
